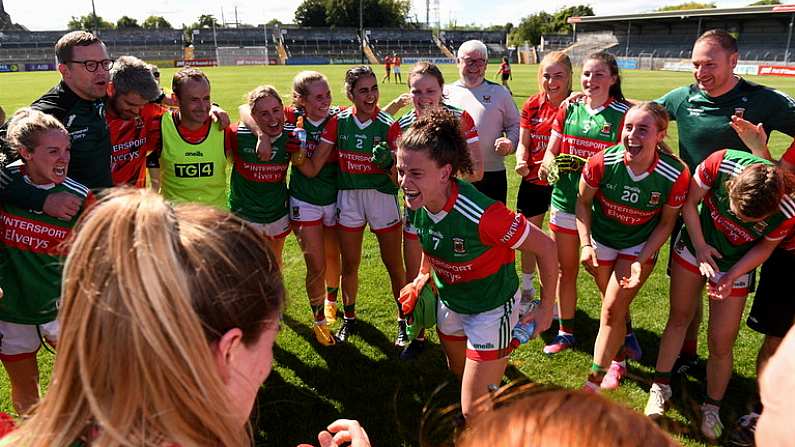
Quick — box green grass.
[1,64,794,446]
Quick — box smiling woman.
[0,108,93,416]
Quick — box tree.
[142,15,173,29]
[656,2,716,11]
[509,12,553,46]
[508,5,594,46]
[116,16,140,29]
[266,18,283,26]
[550,5,594,34]
[749,0,780,4]
[295,0,327,26]
[67,13,114,31]
[195,14,220,29]
[321,0,411,28]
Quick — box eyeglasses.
[461,58,486,67]
[66,59,114,72]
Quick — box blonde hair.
[455,384,678,447]
[292,70,329,106]
[537,51,573,96]
[4,107,68,157]
[247,84,283,110]
[7,189,285,446]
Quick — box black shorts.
[501,73,510,82]
[516,181,552,218]
[472,170,507,204]
[747,248,795,338]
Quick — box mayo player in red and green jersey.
[514,51,573,312]
[576,103,690,392]
[229,85,295,269]
[391,61,482,360]
[0,109,93,414]
[397,109,558,419]
[646,149,795,437]
[301,66,407,346]
[538,51,629,356]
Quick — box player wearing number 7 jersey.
[646,149,795,441]
[576,102,690,392]
[397,109,558,420]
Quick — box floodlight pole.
[359,0,364,64]
[786,14,794,65]
[91,0,98,35]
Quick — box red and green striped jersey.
[583,145,690,249]
[0,166,93,324]
[228,123,292,224]
[550,98,628,213]
[681,149,795,270]
[320,107,400,195]
[286,106,341,206]
[396,102,479,145]
[519,92,561,185]
[412,180,530,314]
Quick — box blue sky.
[4,0,757,31]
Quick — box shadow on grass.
[252,314,461,447]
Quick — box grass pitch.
[1,64,794,446]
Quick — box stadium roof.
[568,4,795,24]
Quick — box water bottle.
[291,117,308,166]
[510,300,541,349]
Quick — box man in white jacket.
[445,39,520,203]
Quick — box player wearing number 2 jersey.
[576,103,689,392]
[397,109,558,419]
[646,149,795,440]
[305,66,407,346]
[538,51,632,356]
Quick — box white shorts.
[549,207,577,235]
[671,235,752,298]
[248,214,291,239]
[436,290,521,361]
[393,66,401,74]
[336,189,402,233]
[289,196,336,227]
[0,320,59,361]
[592,238,652,265]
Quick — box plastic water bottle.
[291,117,308,166]
[510,300,541,349]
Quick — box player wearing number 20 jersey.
[583,145,690,252]
[550,98,628,220]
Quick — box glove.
[554,153,588,173]
[371,142,394,170]
[398,273,431,318]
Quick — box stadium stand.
[280,27,361,62]
[439,30,508,60]
[567,5,795,63]
[368,29,439,59]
